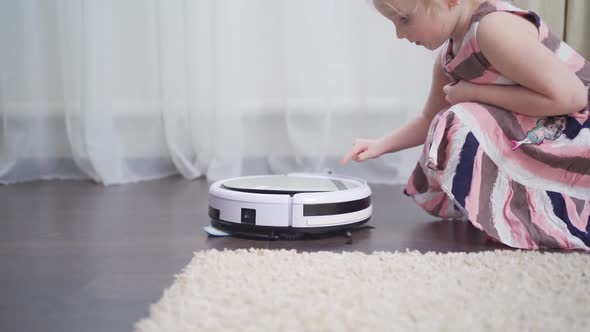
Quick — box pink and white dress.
[405,1,590,250]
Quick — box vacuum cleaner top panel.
[221,175,362,195]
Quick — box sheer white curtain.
[0,0,435,185]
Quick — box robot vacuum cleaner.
[204,173,372,239]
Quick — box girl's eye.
[399,16,410,24]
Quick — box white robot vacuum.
[204,173,372,239]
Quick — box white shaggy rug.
[135,249,590,332]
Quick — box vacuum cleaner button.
[241,208,256,225]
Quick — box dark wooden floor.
[0,176,506,332]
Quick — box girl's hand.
[442,81,478,105]
[340,138,385,165]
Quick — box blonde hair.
[370,0,443,17]
[372,0,486,14]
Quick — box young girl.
[342,0,590,250]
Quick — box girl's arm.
[378,51,453,154]
[342,52,452,164]
[453,12,588,117]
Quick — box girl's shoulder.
[448,1,541,60]
[471,0,542,39]
[476,10,539,49]
[472,1,539,19]
[442,0,587,87]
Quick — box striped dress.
[404,1,590,250]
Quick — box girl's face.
[373,0,455,50]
